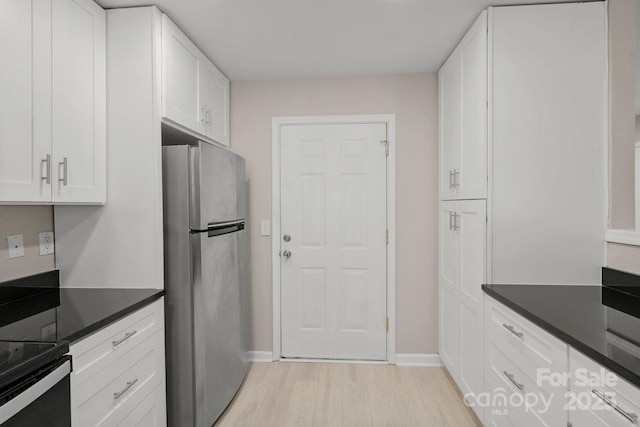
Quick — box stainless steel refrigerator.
[162,141,249,427]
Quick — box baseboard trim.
[395,353,442,367]
[247,351,274,362]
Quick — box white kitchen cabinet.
[0,0,105,205]
[439,11,487,201]
[569,348,640,427]
[51,0,106,204]
[70,299,166,426]
[439,199,486,422]
[161,15,230,147]
[0,0,51,203]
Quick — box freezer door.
[191,229,248,427]
[189,142,246,230]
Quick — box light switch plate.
[39,231,54,255]
[7,234,24,258]
[260,220,271,236]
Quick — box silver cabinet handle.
[449,170,454,189]
[452,169,460,188]
[452,212,460,230]
[41,154,51,184]
[449,211,454,231]
[207,107,212,124]
[592,389,638,424]
[200,106,206,122]
[112,330,137,347]
[58,157,68,186]
[504,371,524,391]
[282,250,292,258]
[113,378,138,400]
[502,323,524,338]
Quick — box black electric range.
[483,267,640,389]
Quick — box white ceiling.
[97,0,568,81]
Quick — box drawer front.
[72,330,165,427]
[117,383,166,427]
[487,298,567,374]
[70,299,164,390]
[569,348,640,427]
[485,376,528,427]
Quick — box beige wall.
[609,0,637,229]
[230,73,439,354]
[0,206,55,282]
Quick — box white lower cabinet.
[568,348,640,427]
[70,299,166,426]
[439,199,486,422]
[484,297,568,427]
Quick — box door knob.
[282,250,292,258]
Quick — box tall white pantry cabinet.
[438,2,607,424]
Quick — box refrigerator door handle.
[207,219,245,230]
[207,221,245,237]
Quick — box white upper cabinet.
[0,0,105,205]
[161,16,202,135]
[439,11,488,201]
[0,0,51,203]
[161,15,230,147]
[52,0,106,204]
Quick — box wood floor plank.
[215,362,482,427]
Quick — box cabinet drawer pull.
[113,378,138,400]
[503,371,524,391]
[592,389,638,424]
[449,211,454,230]
[502,323,524,338]
[58,157,68,186]
[41,155,51,184]
[200,107,206,122]
[449,170,454,189]
[452,212,460,231]
[112,330,137,347]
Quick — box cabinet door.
[161,15,203,134]
[199,59,230,147]
[458,200,486,422]
[458,12,487,199]
[439,201,460,378]
[0,0,51,203]
[51,0,106,204]
[438,53,461,201]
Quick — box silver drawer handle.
[112,330,137,347]
[503,371,524,391]
[592,389,639,424]
[113,378,138,400]
[502,323,524,338]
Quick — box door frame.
[271,114,397,363]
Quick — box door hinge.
[382,140,389,156]
[386,316,389,332]
[386,230,389,244]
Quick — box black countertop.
[0,271,165,343]
[483,268,640,389]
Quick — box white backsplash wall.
[607,243,640,275]
[0,206,55,282]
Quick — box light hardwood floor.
[215,362,482,427]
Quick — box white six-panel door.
[280,123,388,360]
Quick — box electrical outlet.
[6,234,24,258]
[39,231,54,255]
[260,220,271,236]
